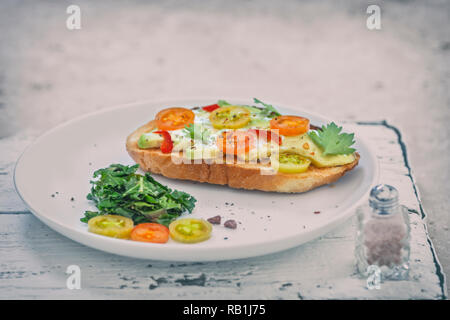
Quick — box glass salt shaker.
[355,184,410,280]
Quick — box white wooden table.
[0,122,447,299]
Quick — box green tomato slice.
[169,218,212,243]
[273,153,311,173]
[88,215,134,239]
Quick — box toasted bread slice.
[126,121,360,193]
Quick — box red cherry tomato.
[270,115,310,136]
[248,129,282,145]
[130,223,170,243]
[217,131,256,155]
[156,107,195,131]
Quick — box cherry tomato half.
[248,129,282,145]
[156,107,195,131]
[88,215,134,239]
[272,153,311,173]
[270,115,310,136]
[209,106,251,129]
[130,223,170,243]
[169,218,212,243]
[217,130,256,155]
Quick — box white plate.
[14,99,378,261]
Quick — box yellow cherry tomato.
[169,218,212,243]
[88,215,134,239]
[272,153,311,173]
[209,106,251,129]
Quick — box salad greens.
[308,122,356,155]
[81,164,196,226]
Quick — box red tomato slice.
[153,130,174,154]
[202,104,220,112]
[248,129,282,145]
[217,131,256,155]
[130,223,170,243]
[156,107,195,131]
[270,115,310,136]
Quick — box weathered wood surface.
[0,123,447,299]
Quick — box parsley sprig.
[308,122,356,155]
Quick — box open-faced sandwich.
[126,99,359,193]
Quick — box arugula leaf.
[308,122,356,155]
[183,123,210,144]
[156,211,183,227]
[217,100,231,107]
[253,98,281,118]
[81,164,197,227]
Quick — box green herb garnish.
[253,98,281,118]
[183,123,210,143]
[217,100,231,107]
[308,122,356,155]
[81,164,196,226]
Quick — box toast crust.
[126,121,360,193]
